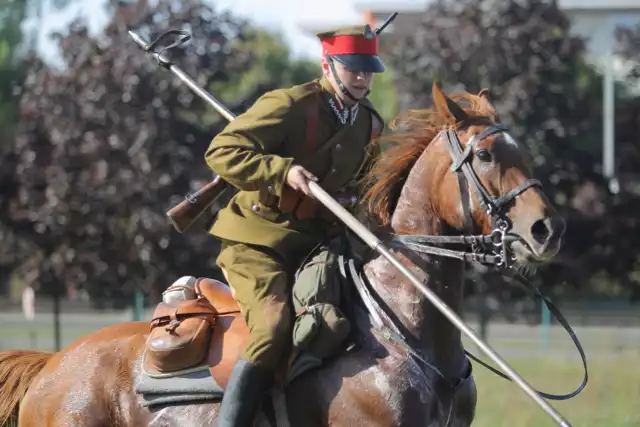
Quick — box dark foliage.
[0,0,299,306]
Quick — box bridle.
[339,120,587,426]
[375,123,588,402]
[446,124,542,235]
[389,123,541,269]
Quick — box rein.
[355,123,587,402]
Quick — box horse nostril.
[555,215,567,237]
[531,218,551,244]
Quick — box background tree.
[0,0,88,297]
[1,0,318,307]
[384,0,640,305]
[0,0,30,295]
[0,0,29,145]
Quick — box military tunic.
[204,76,383,372]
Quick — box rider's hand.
[286,165,318,197]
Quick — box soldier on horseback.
[204,23,388,427]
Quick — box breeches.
[215,240,310,374]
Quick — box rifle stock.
[166,175,230,233]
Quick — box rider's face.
[322,58,374,103]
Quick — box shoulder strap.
[359,98,385,137]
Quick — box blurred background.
[0,0,639,426]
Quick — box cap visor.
[332,54,385,73]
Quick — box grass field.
[470,351,640,427]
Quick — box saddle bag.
[145,284,218,373]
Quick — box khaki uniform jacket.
[204,77,383,257]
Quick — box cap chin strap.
[327,56,370,103]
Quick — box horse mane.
[360,91,499,225]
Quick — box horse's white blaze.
[503,132,518,147]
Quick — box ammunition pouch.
[262,187,356,222]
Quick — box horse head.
[363,81,565,268]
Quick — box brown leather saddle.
[143,277,249,389]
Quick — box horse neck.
[362,149,468,379]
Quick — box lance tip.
[128,30,147,49]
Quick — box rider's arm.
[204,89,294,198]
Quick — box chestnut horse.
[0,83,565,427]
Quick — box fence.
[0,295,638,358]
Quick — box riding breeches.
[215,240,310,375]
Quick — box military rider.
[204,24,388,427]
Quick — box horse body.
[14,273,469,427]
[10,310,462,427]
[1,83,565,427]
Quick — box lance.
[127,25,573,427]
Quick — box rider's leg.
[215,241,295,427]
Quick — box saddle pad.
[135,354,224,408]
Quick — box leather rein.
[355,124,588,401]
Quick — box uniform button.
[251,203,260,212]
[267,185,275,194]
[331,168,337,174]
[335,144,341,149]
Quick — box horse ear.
[477,88,498,116]
[432,81,468,123]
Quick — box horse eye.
[476,149,492,162]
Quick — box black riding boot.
[217,359,272,427]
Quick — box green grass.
[471,351,640,427]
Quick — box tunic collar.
[319,77,359,126]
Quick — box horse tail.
[0,350,53,425]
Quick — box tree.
[0,0,28,145]
[1,0,318,307]
[206,27,321,124]
[615,22,640,83]
[384,0,640,301]
[0,0,89,297]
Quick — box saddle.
[142,239,360,396]
[144,276,249,389]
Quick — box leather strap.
[278,93,322,217]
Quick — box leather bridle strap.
[464,272,589,401]
[443,125,542,229]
